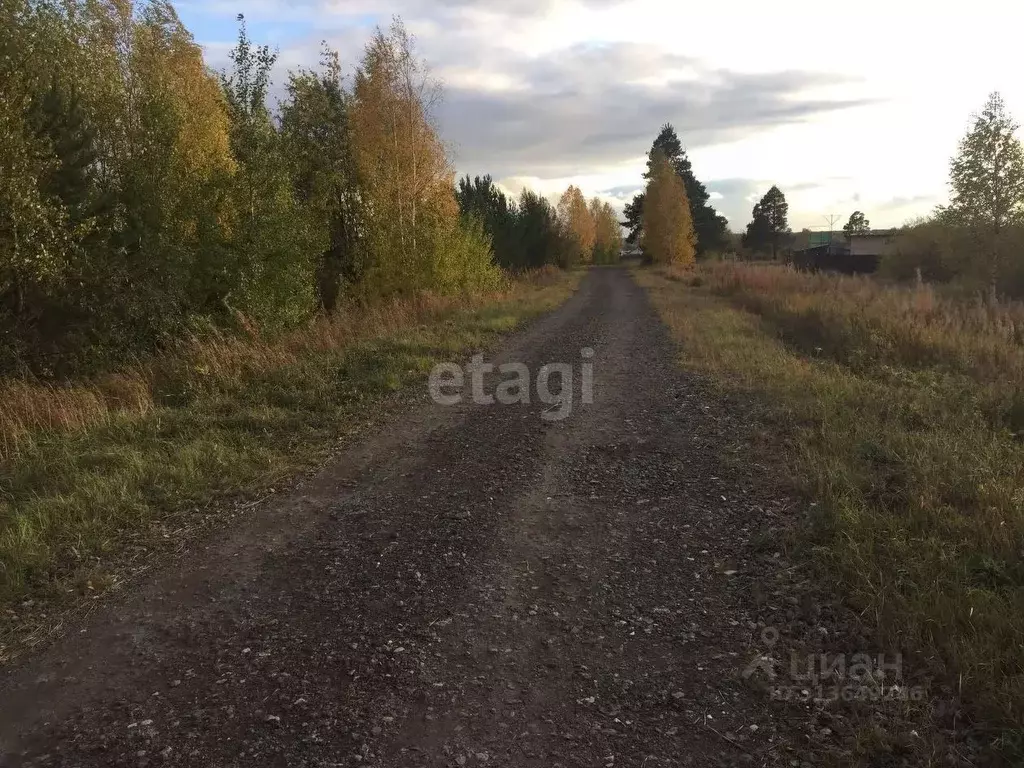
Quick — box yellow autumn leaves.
[556,186,623,266]
[642,150,697,266]
[555,148,698,269]
[352,22,499,296]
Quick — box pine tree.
[455,175,523,269]
[517,189,569,269]
[30,82,102,228]
[742,186,790,258]
[843,211,870,237]
[642,149,696,266]
[622,193,644,244]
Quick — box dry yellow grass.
[638,262,1024,755]
[0,267,565,462]
[673,261,1024,383]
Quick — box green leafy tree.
[2,0,240,370]
[281,45,363,312]
[0,0,79,364]
[222,15,319,329]
[742,186,790,258]
[946,92,1024,297]
[843,210,870,237]
[0,92,70,340]
[0,2,519,374]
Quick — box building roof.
[849,229,900,238]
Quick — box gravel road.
[0,268,824,767]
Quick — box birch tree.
[557,185,594,266]
[590,197,622,264]
[947,92,1024,297]
[353,20,484,294]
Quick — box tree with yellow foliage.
[590,197,622,264]
[556,185,595,266]
[352,20,498,295]
[642,149,696,266]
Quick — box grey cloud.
[439,42,873,181]
[786,176,854,193]
[871,194,942,226]
[881,194,939,208]
[706,178,766,199]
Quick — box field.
[636,262,1024,748]
[0,268,582,658]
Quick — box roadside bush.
[882,219,1024,299]
[433,217,505,295]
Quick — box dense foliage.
[843,210,870,236]
[456,176,621,269]
[0,3,528,377]
[641,150,696,266]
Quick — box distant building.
[791,228,898,275]
[847,229,899,257]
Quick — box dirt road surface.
[0,268,818,767]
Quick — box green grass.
[635,263,1024,759]
[0,271,581,650]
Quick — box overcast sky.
[178,0,1024,232]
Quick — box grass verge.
[0,268,582,657]
[635,262,1024,758]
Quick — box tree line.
[621,128,861,263]
[454,175,623,270]
[0,1,585,378]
